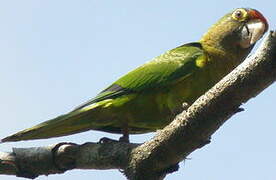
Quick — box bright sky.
[0,1,275,180]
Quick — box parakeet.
[1,8,268,143]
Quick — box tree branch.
[1,31,275,179]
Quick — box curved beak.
[239,9,268,48]
[248,9,269,32]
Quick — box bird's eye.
[232,8,247,21]
[235,10,242,18]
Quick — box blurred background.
[0,0,275,179]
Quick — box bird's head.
[200,8,268,53]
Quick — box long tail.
[1,106,105,143]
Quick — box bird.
[1,8,268,143]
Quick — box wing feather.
[74,42,205,110]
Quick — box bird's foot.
[182,102,190,110]
[172,102,190,116]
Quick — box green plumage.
[1,8,268,142]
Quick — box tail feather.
[1,107,108,143]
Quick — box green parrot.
[1,8,268,143]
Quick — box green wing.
[75,42,205,110]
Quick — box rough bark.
[0,31,275,179]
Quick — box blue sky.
[0,1,275,180]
